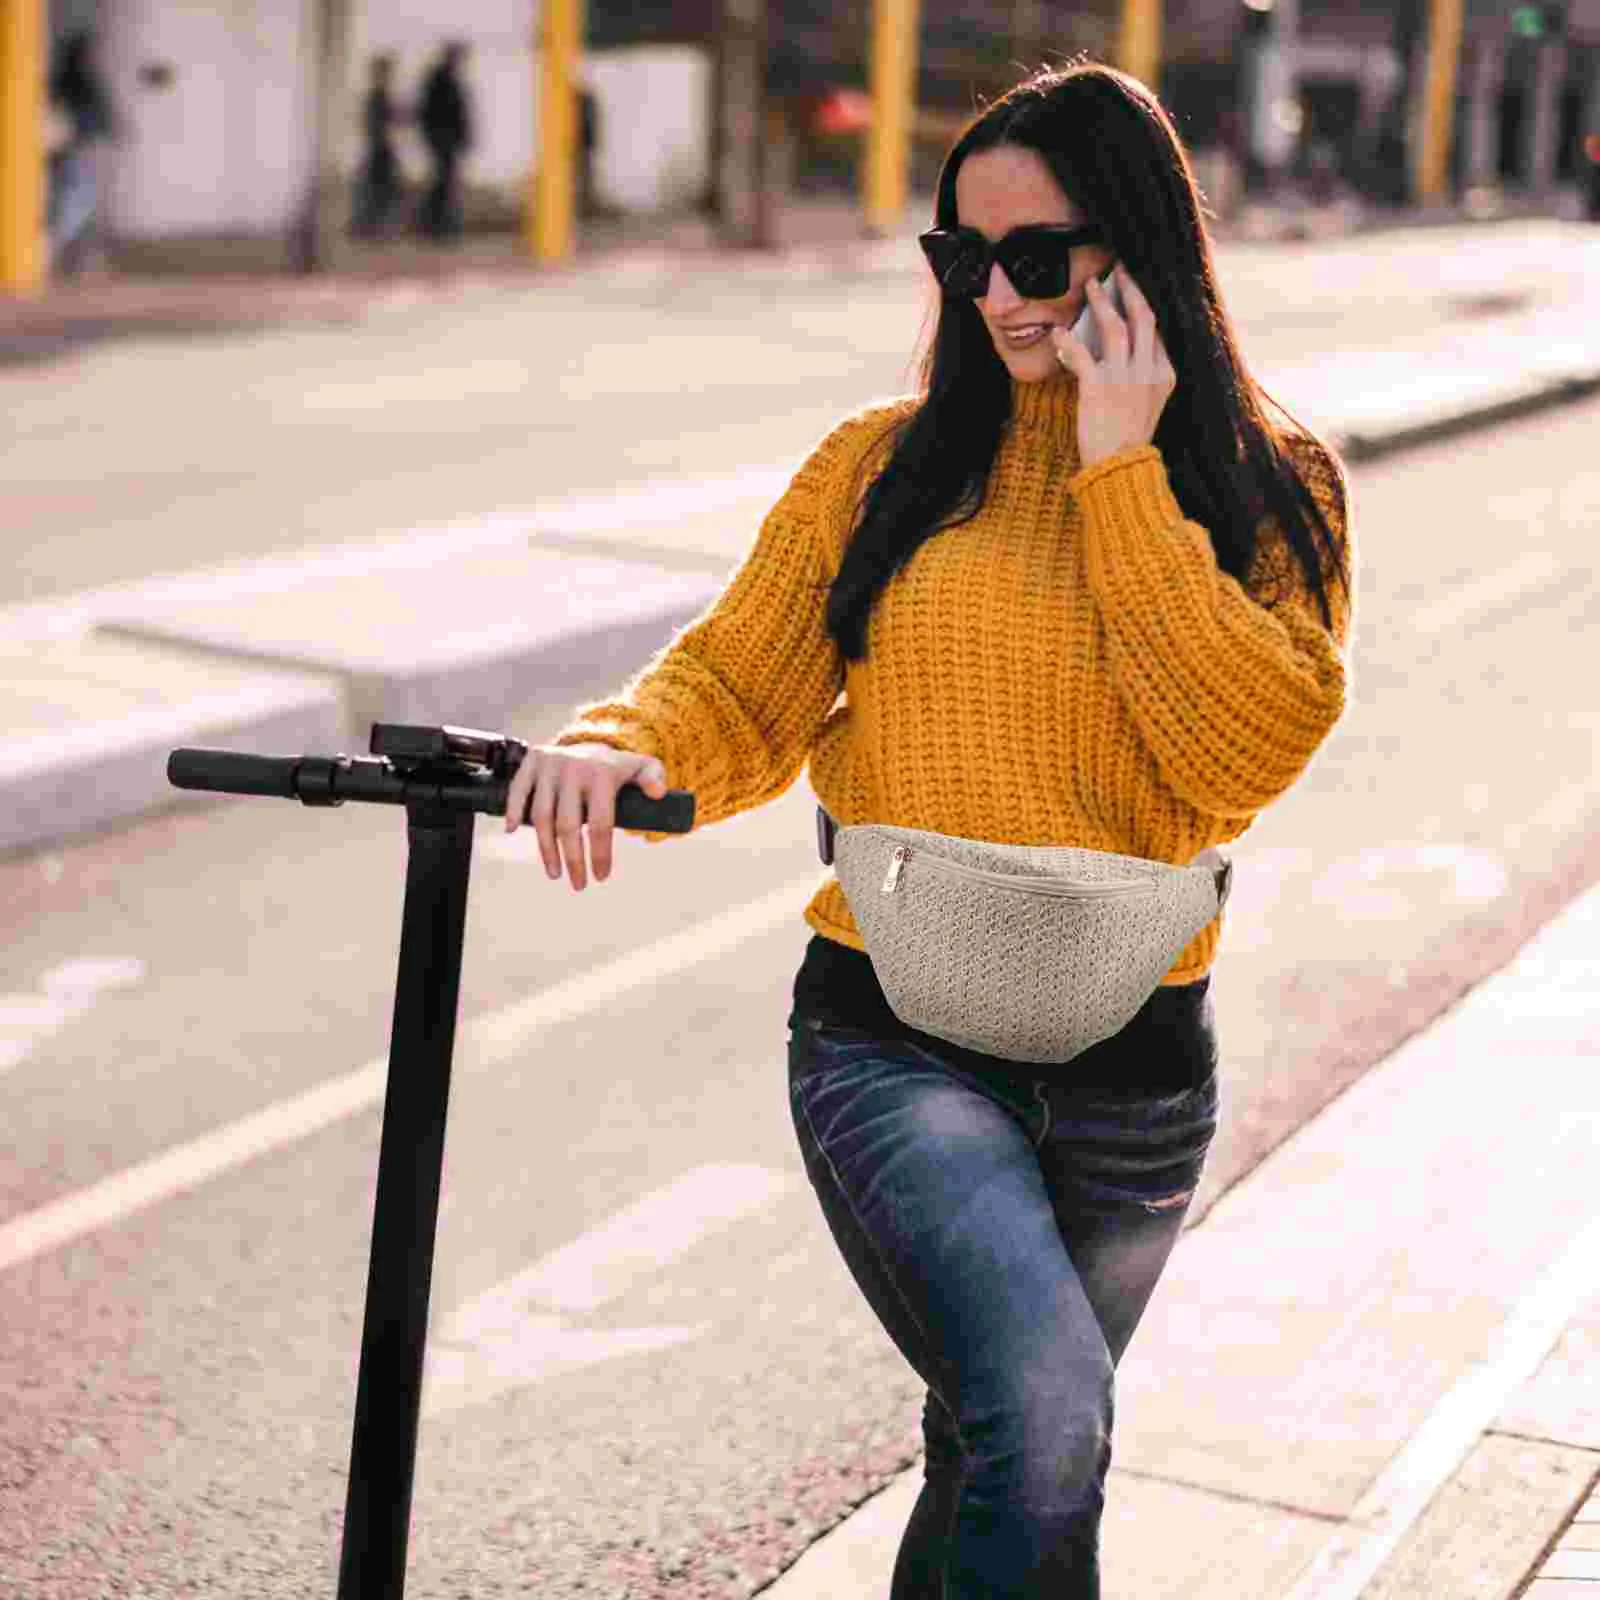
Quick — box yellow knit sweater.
[551,369,1355,985]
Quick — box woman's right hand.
[503,742,669,891]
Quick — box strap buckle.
[816,806,836,866]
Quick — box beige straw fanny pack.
[818,809,1232,1065]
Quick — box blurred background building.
[18,0,1600,272]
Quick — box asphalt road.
[3,332,1600,1597]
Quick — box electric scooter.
[168,723,694,1598]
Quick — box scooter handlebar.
[167,748,299,798]
[608,784,695,834]
[168,747,696,833]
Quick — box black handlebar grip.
[613,784,695,834]
[167,748,300,798]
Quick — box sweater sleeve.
[546,410,884,841]
[1071,434,1355,822]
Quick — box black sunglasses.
[918,223,1107,300]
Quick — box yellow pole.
[530,0,582,262]
[1116,0,1162,91]
[864,0,919,235]
[1416,0,1464,203]
[0,0,46,297]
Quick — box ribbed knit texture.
[551,368,1355,986]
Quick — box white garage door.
[100,0,314,238]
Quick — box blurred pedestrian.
[505,58,1355,1600]
[416,40,473,242]
[351,54,403,239]
[1306,138,1340,206]
[47,29,116,279]
[1215,105,1246,221]
[578,86,599,218]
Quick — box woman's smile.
[997,322,1053,348]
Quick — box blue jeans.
[48,145,98,274]
[787,1013,1219,1599]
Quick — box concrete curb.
[97,542,723,735]
[4,360,1598,860]
[0,532,721,859]
[0,631,347,857]
[1333,370,1600,462]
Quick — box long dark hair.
[823,60,1351,665]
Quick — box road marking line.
[0,958,148,1083]
[1410,550,1566,636]
[423,1316,701,1419]
[0,874,822,1276]
[40,957,148,995]
[446,1163,794,1330]
[421,1164,794,1417]
[1282,1203,1600,1600]
[529,466,793,537]
[0,463,795,644]
[0,994,73,1029]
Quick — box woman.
[506,59,1354,1599]
[415,40,472,242]
[351,54,403,239]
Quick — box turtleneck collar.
[1007,369,1080,449]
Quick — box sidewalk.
[0,194,915,367]
[762,872,1600,1600]
[1,185,1587,369]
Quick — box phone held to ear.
[1069,263,1124,361]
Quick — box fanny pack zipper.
[881,844,1154,899]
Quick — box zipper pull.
[882,846,907,894]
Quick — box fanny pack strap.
[817,805,1230,909]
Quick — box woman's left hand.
[1050,263,1177,471]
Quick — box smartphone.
[1069,263,1125,361]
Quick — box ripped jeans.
[787,1011,1219,1600]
